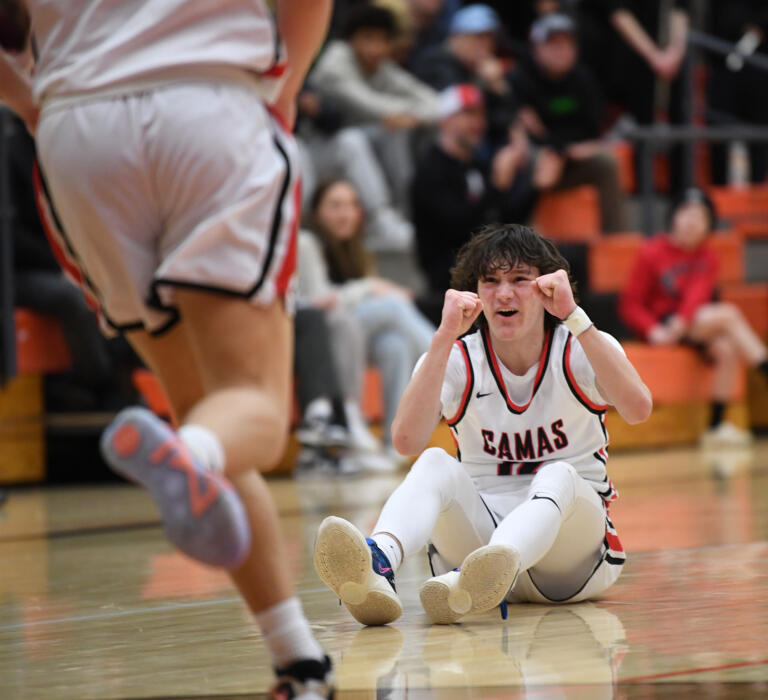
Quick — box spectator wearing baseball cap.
[507,13,627,232]
[411,3,515,152]
[411,83,537,322]
[620,187,768,448]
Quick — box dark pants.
[708,66,768,185]
[294,307,345,418]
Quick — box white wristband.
[563,306,593,337]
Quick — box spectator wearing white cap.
[412,3,516,152]
[411,83,537,322]
[306,5,439,252]
[508,13,627,232]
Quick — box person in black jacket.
[411,83,537,323]
[706,0,768,185]
[508,13,626,232]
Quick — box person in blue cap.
[412,3,516,152]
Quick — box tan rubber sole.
[420,544,520,625]
[313,516,402,626]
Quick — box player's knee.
[409,447,460,487]
[529,462,579,515]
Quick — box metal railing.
[618,29,768,235]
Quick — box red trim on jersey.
[261,62,287,78]
[275,176,300,298]
[563,334,609,411]
[605,528,624,553]
[32,164,100,314]
[445,340,472,425]
[266,104,293,134]
[483,326,552,413]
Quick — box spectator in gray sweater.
[304,5,439,252]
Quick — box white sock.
[371,532,403,573]
[178,424,226,474]
[490,497,562,571]
[304,397,332,423]
[255,597,325,667]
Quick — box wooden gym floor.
[1,440,767,699]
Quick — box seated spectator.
[508,13,627,232]
[9,115,137,411]
[293,307,385,477]
[412,3,516,151]
[411,84,537,323]
[307,5,439,251]
[619,189,768,448]
[298,180,435,466]
[375,0,461,69]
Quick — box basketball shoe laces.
[365,538,397,592]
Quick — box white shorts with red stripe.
[34,79,300,336]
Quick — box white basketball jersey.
[440,324,619,503]
[28,0,285,102]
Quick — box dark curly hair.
[341,5,398,40]
[450,223,578,332]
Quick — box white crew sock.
[178,424,226,474]
[371,532,404,573]
[255,597,325,667]
[304,397,333,423]
[490,497,562,571]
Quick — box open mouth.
[497,309,518,318]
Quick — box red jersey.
[619,236,718,340]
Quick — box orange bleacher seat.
[533,186,601,242]
[622,342,747,403]
[14,309,72,375]
[361,368,383,422]
[587,232,644,294]
[708,185,768,220]
[588,231,744,294]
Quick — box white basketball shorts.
[35,79,301,336]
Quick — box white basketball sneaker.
[419,544,520,624]
[314,516,402,626]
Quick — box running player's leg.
[125,295,327,672]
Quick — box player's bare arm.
[532,270,652,425]
[272,0,333,129]
[391,289,483,455]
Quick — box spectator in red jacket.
[620,189,768,448]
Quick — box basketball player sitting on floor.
[314,223,652,624]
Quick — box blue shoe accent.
[499,599,508,620]
[366,538,397,592]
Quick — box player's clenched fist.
[530,269,577,321]
[438,289,484,340]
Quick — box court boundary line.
[620,658,768,682]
